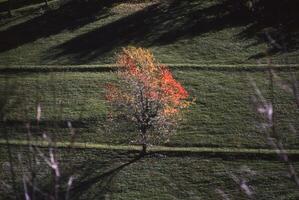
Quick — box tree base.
[140,144,147,156]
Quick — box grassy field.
[1,0,299,199]
[1,145,299,199]
[0,0,298,65]
[1,68,299,149]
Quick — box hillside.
[0,0,298,65]
[1,0,299,199]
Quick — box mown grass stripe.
[1,64,299,73]
[1,139,299,155]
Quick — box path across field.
[2,139,299,157]
[1,64,299,73]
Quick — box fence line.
[1,64,299,73]
[2,139,299,156]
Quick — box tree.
[105,47,192,154]
[7,0,12,16]
[44,0,49,7]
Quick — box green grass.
[1,69,299,149]
[1,145,299,199]
[0,0,298,65]
[1,0,299,198]
[4,139,299,155]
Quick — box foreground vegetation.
[1,145,299,199]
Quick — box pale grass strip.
[2,139,299,155]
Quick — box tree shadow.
[61,152,144,200]
[0,0,122,53]
[236,0,299,59]
[47,0,299,63]
[0,115,137,145]
[0,0,49,13]
[47,0,250,63]
[0,142,144,200]
[1,0,297,62]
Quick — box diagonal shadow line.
[0,0,48,13]
[48,0,299,63]
[0,117,105,129]
[68,154,144,199]
[0,0,122,53]
[46,0,252,63]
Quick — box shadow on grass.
[0,0,122,53]
[236,0,299,59]
[0,0,49,13]
[0,0,298,62]
[0,141,144,199]
[0,77,23,200]
[47,0,299,63]
[1,118,102,129]
[47,0,250,63]
[1,65,299,75]
[64,153,143,200]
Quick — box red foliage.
[160,68,188,105]
[106,47,190,116]
[105,47,192,146]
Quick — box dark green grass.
[0,0,298,65]
[1,145,299,199]
[1,69,299,148]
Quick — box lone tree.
[105,47,191,154]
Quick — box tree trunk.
[141,143,147,155]
[44,0,48,7]
[8,0,12,16]
[140,127,147,155]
